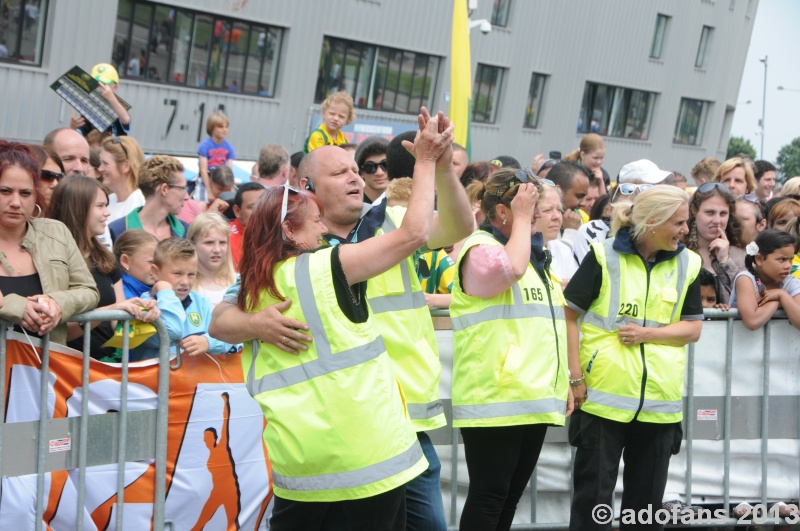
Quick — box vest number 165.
[523,287,543,301]
[618,303,639,317]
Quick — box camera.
[549,151,562,160]
[479,20,491,34]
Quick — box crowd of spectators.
[2,61,800,530]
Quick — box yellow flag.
[450,0,472,156]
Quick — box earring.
[32,204,42,218]
[502,218,507,225]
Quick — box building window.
[314,36,440,115]
[112,0,283,96]
[472,64,505,124]
[577,82,656,140]
[523,73,546,128]
[695,26,713,68]
[650,14,669,59]
[674,98,709,145]
[0,0,49,65]
[491,0,511,27]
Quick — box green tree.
[726,135,757,160]
[776,137,800,182]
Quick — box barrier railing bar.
[723,315,734,512]
[76,321,92,531]
[530,468,537,523]
[115,320,131,528]
[34,333,50,531]
[0,326,6,495]
[760,320,771,505]
[450,426,458,523]
[154,317,172,529]
[685,342,696,505]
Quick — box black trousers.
[568,410,682,531]
[270,485,406,531]
[459,424,548,531]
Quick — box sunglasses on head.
[40,169,64,182]
[361,160,387,175]
[617,183,654,196]
[737,193,760,205]
[496,167,539,196]
[280,184,302,240]
[111,136,129,158]
[697,181,730,194]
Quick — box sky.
[730,0,800,162]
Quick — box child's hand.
[206,197,229,214]
[180,335,210,357]
[713,303,731,311]
[758,289,785,307]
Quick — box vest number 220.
[618,303,639,317]
[523,287,544,301]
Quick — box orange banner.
[0,334,272,530]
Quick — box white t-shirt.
[99,189,146,250]
[547,239,578,282]
[197,284,228,307]
[729,269,800,309]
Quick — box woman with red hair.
[0,141,99,344]
[238,116,452,529]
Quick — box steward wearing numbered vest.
[451,230,569,427]
[564,182,704,531]
[449,171,570,529]
[243,247,426,502]
[575,235,701,424]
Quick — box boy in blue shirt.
[197,111,236,203]
[135,238,238,360]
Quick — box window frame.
[695,25,713,68]
[314,35,441,115]
[491,0,512,28]
[577,82,656,140]
[472,63,505,125]
[673,97,710,146]
[112,0,284,97]
[523,72,546,129]
[650,14,669,59]
[0,0,49,66]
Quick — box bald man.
[43,128,91,176]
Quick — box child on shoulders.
[197,111,235,203]
[303,91,354,154]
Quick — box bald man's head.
[45,128,90,176]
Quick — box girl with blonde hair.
[187,212,236,306]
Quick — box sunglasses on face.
[361,160,387,175]
[280,184,301,240]
[40,169,64,182]
[617,183,654,196]
[697,181,730,194]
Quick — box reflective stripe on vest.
[452,283,565,331]
[246,253,384,395]
[587,387,682,414]
[407,400,444,420]
[453,397,568,420]
[582,240,690,330]
[272,440,424,492]
[368,214,427,314]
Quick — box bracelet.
[569,373,586,386]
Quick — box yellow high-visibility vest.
[450,230,569,428]
[579,238,701,423]
[243,248,427,502]
[368,206,446,431]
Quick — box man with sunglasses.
[573,160,673,265]
[354,136,390,204]
[211,108,474,531]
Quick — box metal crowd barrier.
[431,308,800,529]
[0,311,171,531]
